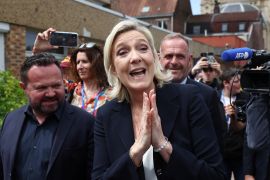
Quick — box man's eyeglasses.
[79,42,96,49]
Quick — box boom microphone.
[221,47,270,67]
[221,47,253,61]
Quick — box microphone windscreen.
[221,47,253,61]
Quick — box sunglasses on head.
[79,42,96,49]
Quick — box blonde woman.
[92,20,225,180]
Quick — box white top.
[143,145,157,180]
[220,90,236,129]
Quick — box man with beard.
[0,53,94,180]
[159,33,226,152]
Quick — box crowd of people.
[0,19,268,180]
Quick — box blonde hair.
[103,20,172,102]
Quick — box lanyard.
[81,82,86,109]
[92,90,105,116]
[81,82,105,115]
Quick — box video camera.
[222,47,270,93]
[223,48,270,170]
[241,68,270,93]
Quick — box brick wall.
[5,24,25,78]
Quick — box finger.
[145,96,153,134]
[43,31,50,41]
[142,92,150,127]
[149,92,157,112]
[150,93,162,128]
[143,92,150,113]
[137,106,152,147]
[44,28,56,40]
[36,32,45,40]
[149,89,155,104]
[201,64,208,68]
[149,89,155,96]
[148,90,159,117]
[199,57,207,62]
[47,27,56,32]
[212,65,219,69]
[198,62,204,66]
[147,110,153,129]
[52,45,59,49]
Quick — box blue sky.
[190,0,201,15]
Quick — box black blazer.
[0,101,94,180]
[93,83,225,180]
[186,78,226,151]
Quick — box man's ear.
[19,82,26,90]
[188,54,193,69]
[188,53,193,62]
[189,54,193,61]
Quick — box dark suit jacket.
[92,83,225,180]
[0,101,94,180]
[243,136,270,180]
[186,78,226,151]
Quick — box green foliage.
[0,71,27,126]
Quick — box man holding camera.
[191,55,222,90]
[219,68,246,180]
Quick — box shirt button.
[33,146,37,149]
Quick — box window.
[141,6,150,13]
[225,4,239,13]
[221,23,228,32]
[26,30,37,52]
[0,22,10,71]
[0,33,5,71]
[193,25,201,34]
[157,20,168,30]
[239,23,245,31]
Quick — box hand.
[224,105,236,118]
[129,92,152,167]
[210,62,222,75]
[32,27,58,54]
[148,89,165,148]
[191,57,208,75]
[149,89,172,162]
[245,175,255,180]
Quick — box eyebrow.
[115,38,149,48]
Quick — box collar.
[180,77,188,84]
[171,77,188,85]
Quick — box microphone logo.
[235,52,250,60]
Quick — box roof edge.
[73,0,172,33]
